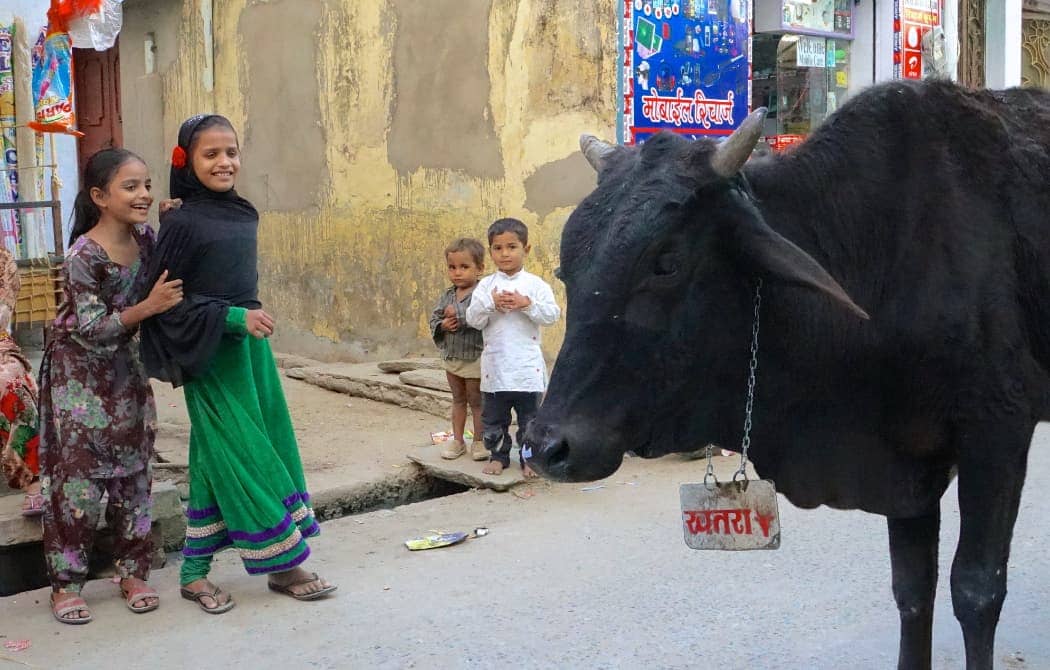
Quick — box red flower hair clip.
[171,146,187,169]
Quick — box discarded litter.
[512,488,536,500]
[430,430,474,444]
[580,485,606,492]
[3,640,30,652]
[404,531,469,551]
[404,527,489,550]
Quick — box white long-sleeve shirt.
[465,269,561,393]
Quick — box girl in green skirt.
[141,115,336,613]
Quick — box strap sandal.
[21,492,45,517]
[50,593,93,625]
[180,584,236,614]
[267,572,338,601]
[120,579,160,613]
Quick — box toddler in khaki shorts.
[429,238,487,460]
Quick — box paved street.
[2,425,1047,669]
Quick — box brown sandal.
[180,584,235,614]
[120,578,159,613]
[267,572,337,601]
[50,593,92,625]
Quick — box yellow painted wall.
[121,0,617,361]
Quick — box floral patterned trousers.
[41,469,154,592]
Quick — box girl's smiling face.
[191,126,241,192]
[90,159,153,226]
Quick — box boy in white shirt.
[466,218,561,477]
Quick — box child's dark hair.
[487,218,528,246]
[69,148,145,246]
[445,238,485,268]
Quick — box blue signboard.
[618,0,751,144]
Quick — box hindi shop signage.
[894,0,943,79]
[619,0,751,144]
[679,478,781,550]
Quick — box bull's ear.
[729,194,870,320]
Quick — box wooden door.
[73,42,123,176]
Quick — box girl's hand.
[146,270,183,314]
[246,309,275,338]
[160,198,183,214]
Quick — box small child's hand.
[500,290,531,311]
[443,305,456,318]
[492,288,507,312]
[441,315,459,332]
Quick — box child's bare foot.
[482,460,504,475]
[522,463,540,479]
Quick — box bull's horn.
[580,134,616,172]
[710,107,767,178]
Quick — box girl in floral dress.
[39,148,184,625]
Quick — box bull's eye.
[654,252,679,276]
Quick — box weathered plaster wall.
[120,0,616,361]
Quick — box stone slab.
[286,362,453,418]
[377,358,443,373]
[407,444,527,492]
[273,352,325,369]
[399,368,452,392]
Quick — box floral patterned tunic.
[38,225,157,480]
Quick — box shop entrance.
[751,33,850,148]
[73,41,123,177]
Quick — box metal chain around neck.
[734,278,763,481]
[705,278,762,485]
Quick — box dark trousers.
[481,391,542,467]
[42,468,154,592]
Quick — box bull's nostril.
[545,438,571,470]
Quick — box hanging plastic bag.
[66,0,124,52]
[27,32,83,137]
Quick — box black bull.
[524,80,1050,670]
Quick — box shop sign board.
[618,0,751,144]
[894,0,943,79]
[796,37,827,68]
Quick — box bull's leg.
[888,512,940,670]
[950,431,1030,670]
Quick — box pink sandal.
[21,492,44,517]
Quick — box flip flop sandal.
[50,593,93,625]
[267,572,338,601]
[180,585,236,614]
[21,492,45,517]
[120,580,160,613]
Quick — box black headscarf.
[140,114,262,387]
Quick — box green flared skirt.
[181,331,319,575]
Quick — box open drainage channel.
[0,466,468,597]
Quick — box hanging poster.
[28,31,81,136]
[619,0,751,144]
[893,0,942,80]
[0,26,20,253]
